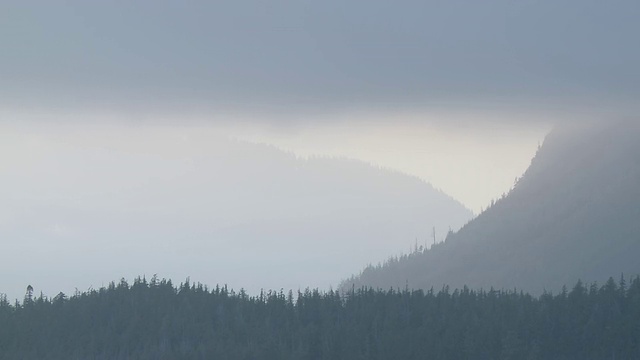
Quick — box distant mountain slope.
[344,121,640,293]
[0,129,472,301]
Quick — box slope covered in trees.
[344,121,640,293]
[2,276,639,360]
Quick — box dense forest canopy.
[1,275,639,360]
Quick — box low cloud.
[1,1,639,125]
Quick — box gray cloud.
[1,1,639,122]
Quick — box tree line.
[1,275,639,360]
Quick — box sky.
[1,1,638,299]
[1,0,639,115]
[230,113,550,212]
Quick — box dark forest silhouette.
[2,275,639,360]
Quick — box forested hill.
[2,276,640,360]
[343,121,640,294]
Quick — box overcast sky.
[1,0,639,118]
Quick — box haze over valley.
[1,124,475,301]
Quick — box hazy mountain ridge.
[343,121,640,293]
[0,131,472,301]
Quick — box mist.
[1,123,476,301]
